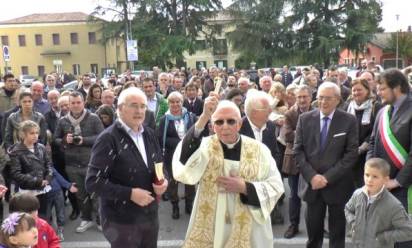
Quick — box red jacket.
[34,218,60,248]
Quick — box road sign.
[2,45,10,62]
[127,40,138,61]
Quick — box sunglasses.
[214,118,237,126]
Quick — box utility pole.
[396,14,400,69]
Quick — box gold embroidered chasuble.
[172,134,284,248]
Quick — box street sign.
[2,45,10,62]
[127,40,138,61]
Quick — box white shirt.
[247,118,267,143]
[147,96,158,113]
[320,110,335,133]
[118,118,148,167]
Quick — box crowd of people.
[0,62,411,247]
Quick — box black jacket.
[9,143,53,190]
[86,121,163,224]
[183,98,204,116]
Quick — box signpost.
[127,40,138,62]
[2,45,10,73]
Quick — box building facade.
[0,12,127,79]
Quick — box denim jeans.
[46,190,65,227]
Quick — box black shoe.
[172,204,180,219]
[69,209,80,220]
[185,202,193,214]
[162,193,169,201]
[284,225,299,239]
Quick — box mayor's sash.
[379,105,412,212]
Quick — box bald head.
[101,89,115,106]
[47,90,60,109]
[31,81,44,101]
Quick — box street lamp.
[396,14,399,69]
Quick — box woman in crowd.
[95,105,115,129]
[85,84,102,113]
[157,92,198,220]
[344,78,381,187]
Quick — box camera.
[72,135,82,145]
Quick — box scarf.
[347,99,373,125]
[162,107,190,153]
[67,110,87,134]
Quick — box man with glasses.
[172,93,284,247]
[294,82,358,248]
[86,87,167,248]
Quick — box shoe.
[75,221,94,233]
[185,202,193,214]
[69,209,80,220]
[284,225,299,239]
[172,204,180,219]
[162,193,169,201]
[57,227,64,242]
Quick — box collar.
[362,185,385,203]
[320,109,335,121]
[247,118,267,132]
[35,98,47,104]
[117,118,144,135]
[393,94,407,111]
[148,95,157,102]
[222,135,241,149]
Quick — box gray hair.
[286,83,298,93]
[317,81,341,98]
[238,77,250,85]
[295,84,312,96]
[47,89,60,98]
[244,89,272,117]
[58,95,69,106]
[211,100,241,121]
[117,87,147,107]
[167,91,184,103]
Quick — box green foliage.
[387,32,412,61]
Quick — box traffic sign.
[2,45,10,62]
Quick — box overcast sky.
[1,0,411,32]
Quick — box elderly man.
[44,90,61,136]
[43,74,58,98]
[86,87,168,248]
[172,93,284,247]
[101,89,116,111]
[237,77,251,102]
[259,76,273,93]
[54,91,104,233]
[282,85,313,239]
[294,82,358,248]
[31,81,51,115]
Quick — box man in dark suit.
[239,90,283,224]
[367,69,412,248]
[281,65,293,87]
[294,82,358,248]
[183,82,203,116]
[86,87,168,248]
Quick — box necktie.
[320,116,329,151]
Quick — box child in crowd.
[0,212,38,248]
[345,158,412,248]
[46,167,77,241]
[8,120,53,219]
[9,193,60,248]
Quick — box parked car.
[19,75,36,88]
[60,80,78,92]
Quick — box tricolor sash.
[379,105,412,212]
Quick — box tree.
[93,0,223,69]
[387,32,412,66]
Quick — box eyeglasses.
[317,96,336,102]
[214,118,237,126]
[124,103,147,110]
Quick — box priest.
[172,92,284,248]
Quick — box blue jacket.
[49,167,72,193]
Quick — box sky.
[0,0,411,32]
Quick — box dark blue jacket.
[86,121,162,224]
[49,167,71,193]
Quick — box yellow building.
[183,12,240,70]
[0,12,127,79]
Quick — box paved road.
[55,179,353,248]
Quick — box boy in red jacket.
[8,192,60,248]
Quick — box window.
[88,32,96,44]
[73,64,80,75]
[18,35,26,46]
[21,66,29,75]
[70,33,78,44]
[214,60,227,69]
[195,40,207,50]
[91,64,98,74]
[52,33,60,45]
[196,61,207,70]
[1,36,8,46]
[35,34,42,46]
[37,65,45,77]
[213,39,228,55]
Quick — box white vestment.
[172,135,284,248]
